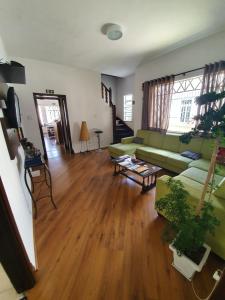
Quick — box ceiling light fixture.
[102,24,123,41]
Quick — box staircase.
[101,82,134,144]
[114,117,134,143]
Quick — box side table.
[24,160,57,218]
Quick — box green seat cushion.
[136,130,151,145]
[162,134,181,152]
[148,131,164,148]
[136,146,170,162]
[213,178,225,199]
[201,139,215,160]
[179,137,203,154]
[181,167,223,186]
[189,159,225,176]
[108,143,142,157]
[166,152,193,170]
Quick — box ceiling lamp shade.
[104,24,123,41]
[79,121,90,141]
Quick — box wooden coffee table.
[112,155,162,193]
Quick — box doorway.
[33,93,74,160]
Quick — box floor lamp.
[79,121,90,153]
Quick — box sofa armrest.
[121,136,135,144]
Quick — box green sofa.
[108,130,225,260]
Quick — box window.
[168,75,203,133]
[123,94,133,121]
[46,104,60,123]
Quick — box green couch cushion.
[148,131,164,148]
[179,137,203,154]
[166,152,193,170]
[121,136,135,144]
[162,134,181,153]
[201,139,215,160]
[213,178,225,199]
[181,167,224,186]
[136,146,170,162]
[136,130,151,145]
[189,159,225,176]
[108,143,142,157]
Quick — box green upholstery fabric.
[121,136,134,144]
[189,159,210,172]
[155,174,225,260]
[179,137,203,153]
[136,146,169,162]
[181,167,224,186]
[136,130,151,145]
[162,134,181,153]
[148,131,164,148]
[136,152,185,173]
[189,159,225,176]
[108,143,142,157]
[108,130,223,175]
[213,178,225,199]
[166,152,192,170]
[201,139,215,159]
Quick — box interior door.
[58,96,74,154]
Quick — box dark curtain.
[198,61,225,115]
[142,75,175,132]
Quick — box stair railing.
[101,82,117,143]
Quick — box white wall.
[11,58,113,153]
[134,30,225,132]
[0,37,36,268]
[117,74,135,129]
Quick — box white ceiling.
[0,0,225,77]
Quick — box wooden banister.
[101,82,116,142]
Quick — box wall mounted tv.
[1,86,22,160]
[3,87,21,129]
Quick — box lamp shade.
[79,121,90,141]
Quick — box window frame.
[123,94,133,122]
[167,73,203,134]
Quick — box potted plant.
[156,90,225,280]
[180,90,225,216]
[155,178,219,280]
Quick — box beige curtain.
[198,61,225,115]
[142,76,175,132]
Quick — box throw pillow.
[133,137,144,144]
[181,150,201,160]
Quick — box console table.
[24,160,57,218]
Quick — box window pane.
[168,75,203,133]
[124,94,133,122]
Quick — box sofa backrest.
[201,139,215,159]
[162,134,181,152]
[136,130,151,145]
[179,137,203,154]
[136,130,215,158]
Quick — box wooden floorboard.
[27,150,224,300]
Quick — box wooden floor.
[27,150,224,300]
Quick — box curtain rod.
[142,66,204,88]
[174,66,204,77]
